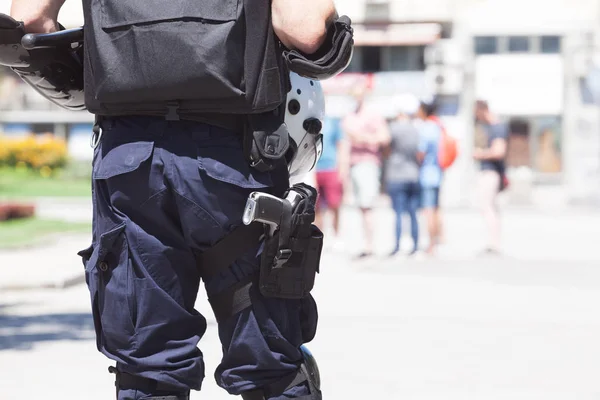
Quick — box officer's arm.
[10,0,65,33]
[272,0,337,54]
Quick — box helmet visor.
[288,132,323,181]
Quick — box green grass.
[0,164,91,198]
[0,217,92,249]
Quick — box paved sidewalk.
[2,205,599,290]
[2,249,600,399]
[34,197,93,223]
[0,233,89,290]
[1,203,600,399]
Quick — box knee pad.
[299,345,321,398]
[241,345,321,400]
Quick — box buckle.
[273,248,292,268]
[165,101,180,121]
[90,123,102,149]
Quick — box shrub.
[0,133,68,172]
[0,202,36,221]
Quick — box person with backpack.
[8,0,353,399]
[415,100,445,256]
[427,104,458,246]
[383,94,421,257]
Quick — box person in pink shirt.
[342,92,391,259]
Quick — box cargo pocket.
[77,244,104,351]
[197,144,273,189]
[78,223,137,354]
[93,140,154,180]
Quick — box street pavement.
[1,204,600,399]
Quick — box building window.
[344,45,426,73]
[32,123,55,134]
[388,46,425,71]
[506,119,531,168]
[533,117,562,174]
[435,94,460,117]
[1,123,32,136]
[362,46,382,72]
[345,47,363,73]
[364,3,391,23]
[541,36,561,54]
[474,36,498,54]
[508,36,530,53]
[502,117,563,174]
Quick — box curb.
[0,230,91,252]
[0,272,85,292]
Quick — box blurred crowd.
[309,90,509,260]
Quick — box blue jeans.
[386,181,420,253]
[421,186,440,209]
[77,116,317,399]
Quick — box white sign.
[352,23,441,46]
[475,54,564,115]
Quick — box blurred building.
[327,0,600,207]
[0,0,599,205]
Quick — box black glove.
[0,13,86,111]
[282,15,354,81]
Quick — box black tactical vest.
[81,0,287,120]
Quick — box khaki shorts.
[350,162,381,209]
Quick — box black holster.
[258,183,323,299]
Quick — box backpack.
[82,0,287,118]
[430,116,458,170]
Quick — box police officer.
[10,0,339,399]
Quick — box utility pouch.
[259,184,323,299]
[244,110,290,173]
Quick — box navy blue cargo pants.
[77,116,318,399]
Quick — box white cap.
[395,93,420,115]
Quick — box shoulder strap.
[429,115,447,137]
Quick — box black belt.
[94,111,245,134]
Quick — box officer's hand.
[18,15,59,33]
[10,0,61,34]
[272,0,337,54]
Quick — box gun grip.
[0,13,30,68]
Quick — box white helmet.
[285,72,325,183]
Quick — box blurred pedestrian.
[315,116,349,251]
[473,100,508,255]
[342,91,391,259]
[383,95,421,257]
[416,100,443,255]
